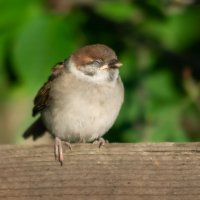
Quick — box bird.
[23,44,124,165]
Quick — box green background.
[0,0,200,144]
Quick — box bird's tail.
[23,117,46,140]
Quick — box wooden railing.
[0,143,200,200]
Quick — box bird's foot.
[64,141,72,150]
[54,137,71,165]
[93,137,108,148]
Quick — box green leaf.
[145,124,188,142]
[120,50,137,81]
[0,0,38,31]
[13,13,83,90]
[144,99,188,142]
[95,2,135,22]
[141,9,200,50]
[142,70,179,101]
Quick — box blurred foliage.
[0,0,200,144]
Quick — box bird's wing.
[32,61,66,116]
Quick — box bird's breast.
[42,72,124,142]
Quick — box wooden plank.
[0,143,200,200]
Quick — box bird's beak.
[100,60,123,70]
[113,62,123,68]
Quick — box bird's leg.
[93,137,108,148]
[54,137,72,165]
[54,137,63,165]
[98,137,108,148]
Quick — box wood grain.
[0,143,200,200]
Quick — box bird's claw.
[54,137,71,165]
[93,137,108,148]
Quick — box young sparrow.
[23,44,124,164]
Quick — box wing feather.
[32,61,65,116]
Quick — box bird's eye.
[92,59,102,66]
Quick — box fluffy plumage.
[23,44,124,164]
